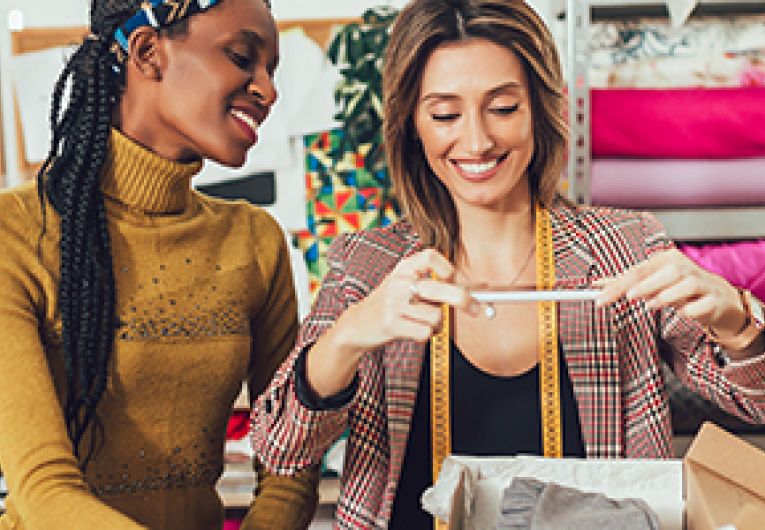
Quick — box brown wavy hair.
[383,0,567,259]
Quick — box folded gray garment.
[497,477,660,530]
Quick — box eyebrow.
[239,29,265,48]
[236,29,279,72]
[420,81,523,103]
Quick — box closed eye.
[226,48,256,71]
[431,113,459,122]
[491,103,520,116]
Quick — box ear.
[126,26,165,81]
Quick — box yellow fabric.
[0,129,318,530]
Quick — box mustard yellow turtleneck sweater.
[0,129,317,530]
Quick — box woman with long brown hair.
[251,0,765,527]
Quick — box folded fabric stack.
[579,13,765,437]
[584,15,765,210]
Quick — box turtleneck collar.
[100,128,203,214]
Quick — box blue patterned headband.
[109,0,221,69]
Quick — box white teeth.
[457,159,499,173]
[230,109,259,133]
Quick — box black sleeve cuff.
[293,347,358,411]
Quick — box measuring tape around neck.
[429,203,562,529]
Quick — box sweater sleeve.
[243,211,319,529]
[639,212,765,424]
[250,233,358,475]
[0,194,146,530]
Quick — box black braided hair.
[38,0,199,469]
[36,0,144,469]
[39,0,271,470]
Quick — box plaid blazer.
[251,201,765,529]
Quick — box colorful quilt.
[293,129,399,296]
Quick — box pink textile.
[223,520,241,530]
[590,157,765,208]
[679,241,765,302]
[591,88,765,159]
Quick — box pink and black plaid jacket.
[251,201,765,529]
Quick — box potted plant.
[327,5,399,178]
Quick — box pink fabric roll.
[679,241,765,302]
[590,158,765,208]
[591,88,765,159]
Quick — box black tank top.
[388,341,585,529]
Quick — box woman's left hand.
[596,249,746,337]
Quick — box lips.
[230,107,260,143]
[452,153,509,180]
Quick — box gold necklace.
[458,240,536,319]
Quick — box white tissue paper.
[421,455,683,530]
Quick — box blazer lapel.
[379,232,430,521]
[551,205,623,458]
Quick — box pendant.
[484,302,496,320]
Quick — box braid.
[37,0,145,469]
[39,0,245,470]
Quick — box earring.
[484,302,496,320]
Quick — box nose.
[463,110,494,154]
[247,72,278,107]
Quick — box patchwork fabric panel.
[293,129,399,296]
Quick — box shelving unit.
[565,0,765,240]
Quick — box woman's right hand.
[336,248,472,350]
[305,249,473,398]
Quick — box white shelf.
[650,208,765,241]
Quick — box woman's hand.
[333,248,472,351]
[596,249,746,337]
[306,249,472,398]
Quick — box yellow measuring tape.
[430,204,562,530]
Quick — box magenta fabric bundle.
[591,88,765,159]
[679,241,765,302]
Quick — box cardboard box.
[684,422,765,530]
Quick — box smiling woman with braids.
[0,1,319,529]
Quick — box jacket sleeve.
[0,197,146,530]
[243,216,320,527]
[250,233,359,475]
[640,212,765,424]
